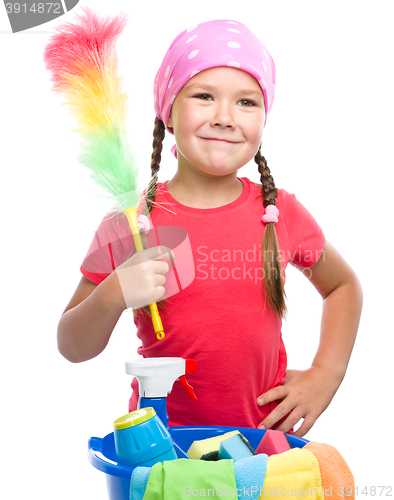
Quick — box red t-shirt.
[80,177,325,428]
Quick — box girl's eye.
[238,99,255,107]
[193,95,255,106]
[194,94,212,100]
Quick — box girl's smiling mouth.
[199,137,239,144]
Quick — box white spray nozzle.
[125,357,197,399]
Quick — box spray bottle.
[125,357,197,427]
[124,357,197,459]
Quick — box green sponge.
[218,433,256,461]
[187,431,240,460]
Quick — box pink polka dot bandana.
[153,19,276,135]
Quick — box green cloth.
[142,458,237,499]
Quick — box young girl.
[57,19,362,437]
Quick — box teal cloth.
[234,454,268,499]
[142,459,237,499]
[129,466,151,500]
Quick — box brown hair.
[255,146,287,317]
[134,117,286,319]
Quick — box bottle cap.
[113,407,156,431]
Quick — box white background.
[1,0,393,498]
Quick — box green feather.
[78,123,143,212]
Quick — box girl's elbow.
[347,268,363,304]
[354,273,363,310]
[57,336,83,363]
[337,269,363,315]
[57,324,88,363]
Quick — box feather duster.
[44,8,165,339]
[43,6,143,212]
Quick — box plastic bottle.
[113,406,177,467]
[124,357,197,460]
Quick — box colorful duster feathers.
[43,7,143,212]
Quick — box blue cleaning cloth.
[129,466,151,500]
[234,454,268,500]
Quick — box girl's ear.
[167,114,172,128]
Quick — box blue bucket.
[88,426,309,500]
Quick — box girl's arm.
[57,274,126,363]
[57,246,174,363]
[256,241,363,436]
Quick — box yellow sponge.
[187,431,241,459]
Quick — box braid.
[135,117,168,319]
[143,117,165,217]
[256,149,278,206]
[255,147,287,318]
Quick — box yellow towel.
[304,442,354,500]
[260,448,323,500]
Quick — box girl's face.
[167,66,266,178]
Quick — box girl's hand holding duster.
[58,245,174,363]
[113,246,175,311]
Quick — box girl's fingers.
[258,398,295,430]
[271,408,305,434]
[272,408,317,437]
[257,385,288,406]
[152,246,176,265]
[292,416,315,438]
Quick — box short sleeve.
[278,189,326,268]
[80,211,136,285]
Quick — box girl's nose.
[210,101,235,128]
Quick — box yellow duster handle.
[123,207,165,340]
